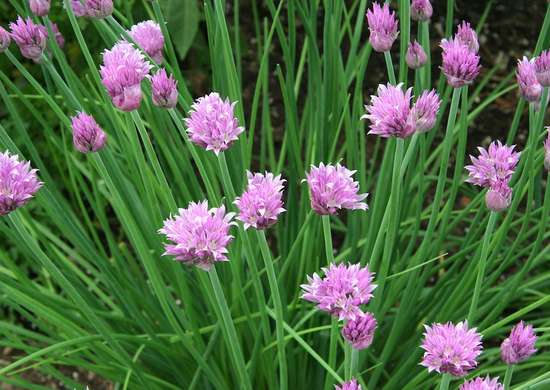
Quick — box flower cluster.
[501,321,537,365]
[9,17,48,62]
[517,57,543,103]
[129,20,165,63]
[341,311,377,350]
[366,2,398,53]
[0,27,11,53]
[456,21,480,54]
[29,0,50,17]
[69,0,113,18]
[71,112,107,153]
[335,379,362,390]
[411,0,432,22]
[151,69,178,109]
[406,41,427,69]
[459,376,504,390]
[534,50,550,87]
[440,21,481,88]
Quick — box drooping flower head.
[411,0,433,22]
[456,21,479,53]
[516,57,543,103]
[465,141,520,188]
[501,321,537,365]
[100,41,152,111]
[366,2,399,52]
[420,321,482,377]
[29,0,51,17]
[9,17,48,62]
[159,201,236,271]
[459,376,504,390]
[51,23,65,49]
[129,20,164,63]
[440,38,481,88]
[534,50,550,87]
[342,311,377,350]
[412,89,441,132]
[406,40,427,69]
[0,151,43,216]
[234,171,286,230]
[301,263,376,321]
[85,0,114,18]
[335,379,362,390]
[151,68,178,109]
[0,27,11,53]
[544,129,550,171]
[71,112,107,153]
[185,92,244,154]
[304,163,368,215]
[485,181,512,212]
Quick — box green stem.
[322,215,337,390]
[439,373,452,390]
[350,348,359,379]
[217,152,237,201]
[503,365,514,389]
[321,215,335,264]
[384,51,397,85]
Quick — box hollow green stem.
[350,348,359,379]
[503,365,514,389]
[322,215,335,264]
[322,215,337,390]
[439,373,452,390]
[384,51,397,85]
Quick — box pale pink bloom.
[485,181,512,212]
[68,0,88,17]
[151,69,178,109]
[456,21,479,53]
[85,0,113,18]
[335,379,362,390]
[342,311,377,350]
[406,40,427,69]
[71,112,107,153]
[366,2,399,52]
[501,321,537,365]
[516,57,543,103]
[534,50,550,86]
[9,17,48,62]
[440,38,481,88]
[0,27,11,53]
[459,376,504,390]
[412,89,441,132]
[411,0,432,22]
[29,0,50,17]
[129,20,164,63]
[465,141,520,188]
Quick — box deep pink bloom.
[501,321,537,365]
[85,0,113,18]
[301,263,376,321]
[185,92,244,154]
[129,20,164,63]
[151,68,178,109]
[456,21,479,53]
[459,376,504,390]
[0,151,43,216]
[100,41,151,111]
[234,171,285,230]
[544,129,550,171]
[68,0,88,17]
[534,50,550,87]
[304,163,368,215]
[51,23,65,49]
[366,2,399,52]
[411,0,432,22]
[0,27,10,53]
[335,379,362,390]
[9,17,48,62]
[159,201,236,271]
[420,321,482,377]
[485,181,512,212]
[29,0,50,17]
[412,89,441,132]
[342,311,377,350]
[465,141,520,188]
[406,41,427,69]
[440,38,481,88]
[517,57,543,103]
[71,112,107,153]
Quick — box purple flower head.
[485,181,512,212]
[406,41,427,69]
[0,27,11,53]
[100,41,152,111]
[51,23,65,49]
[301,263,376,321]
[501,321,537,365]
[68,0,88,17]
[366,2,399,52]
[0,151,43,216]
[456,21,479,53]
[459,376,504,390]
[159,201,236,271]
[411,0,433,22]
[234,171,286,230]
[544,129,550,171]
[440,38,481,88]
[420,321,483,377]
[412,89,441,132]
[517,57,543,103]
[129,20,164,63]
[342,311,377,350]
[362,83,415,138]
[465,141,520,188]
[534,50,550,87]
[151,68,178,109]
[29,0,50,17]
[304,163,368,215]
[185,92,244,154]
[9,17,48,62]
[71,112,107,153]
[335,379,362,390]
[85,0,113,18]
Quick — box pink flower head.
[9,17,48,62]
[440,38,481,88]
[304,163,368,215]
[335,379,362,390]
[485,181,512,212]
[517,57,543,103]
[459,376,504,390]
[412,89,441,132]
[185,92,244,154]
[406,40,427,69]
[362,83,415,138]
[544,129,550,171]
[234,171,286,230]
[85,0,113,18]
[342,311,377,350]
[456,21,479,53]
[71,112,107,153]
[159,201,236,271]
[411,0,433,22]
[0,151,43,216]
[100,41,152,111]
[68,0,88,17]
[366,2,399,53]
[0,27,11,53]
[151,68,178,109]
[465,141,520,188]
[51,23,65,49]
[534,50,550,87]
[301,263,376,321]
[501,321,537,365]
[420,321,482,377]
[129,20,164,63]
[29,0,50,17]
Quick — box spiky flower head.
[544,129,550,171]
[151,68,178,109]
[342,311,377,350]
[51,23,65,49]
[129,20,164,63]
[234,171,286,230]
[9,17,48,62]
[411,0,433,22]
[85,0,114,18]
[0,27,11,53]
[534,50,550,87]
[301,263,376,321]
[465,141,520,188]
[0,151,43,216]
[412,89,441,132]
[304,163,368,215]
[420,321,483,377]
[29,0,50,17]
[485,181,512,212]
[159,201,236,271]
[362,83,415,138]
[406,40,427,69]
[459,376,504,390]
[185,92,244,155]
[501,321,537,365]
[517,57,543,103]
[456,21,479,53]
[100,41,152,111]
[366,2,399,53]
[71,112,107,153]
[68,0,88,17]
[440,38,481,88]
[335,379,362,390]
